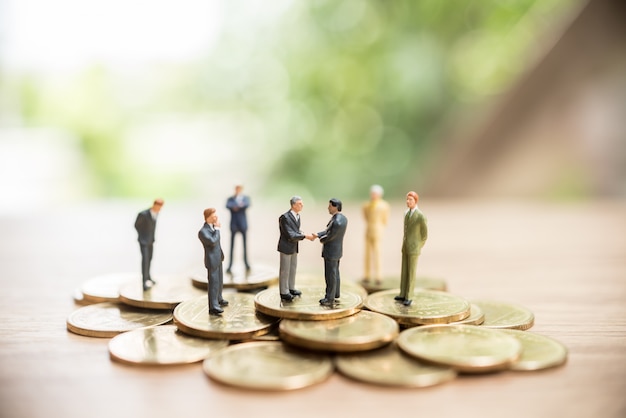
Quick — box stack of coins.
[67,271,568,390]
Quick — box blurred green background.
[1,0,624,212]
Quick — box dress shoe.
[219,299,229,306]
[402,299,413,306]
[147,278,156,285]
[143,281,153,291]
[208,307,223,315]
[319,298,334,307]
[226,268,232,274]
[289,289,302,296]
[394,295,405,301]
[280,293,294,302]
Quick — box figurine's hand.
[305,234,315,241]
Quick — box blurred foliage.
[3,0,575,200]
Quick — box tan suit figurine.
[363,185,390,282]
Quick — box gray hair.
[370,184,384,196]
[290,195,302,206]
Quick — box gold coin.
[365,289,470,325]
[279,310,399,352]
[473,300,535,330]
[119,276,206,310]
[254,285,362,320]
[203,341,333,390]
[335,343,457,387]
[360,276,447,293]
[174,294,278,340]
[190,263,278,291]
[80,272,137,303]
[108,325,228,365]
[72,288,95,306]
[295,273,369,301]
[66,302,172,338]
[397,324,522,373]
[450,303,485,325]
[497,329,568,371]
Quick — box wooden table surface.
[1,198,624,418]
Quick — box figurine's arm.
[318,216,346,243]
[280,215,305,242]
[198,228,219,249]
[134,212,146,233]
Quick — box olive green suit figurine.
[396,191,428,306]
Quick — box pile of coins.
[68,266,568,390]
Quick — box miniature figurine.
[134,198,164,291]
[362,184,390,283]
[225,183,251,274]
[313,198,348,307]
[198,208,228,315]
[277,196,315,302]
[396,191,428,306]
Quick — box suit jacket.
[135,209,157,245]
[226,195,250,232]
[198,223,224,271]
[317,213,348,260]
[277,211,305,254]
[402,208,427,255]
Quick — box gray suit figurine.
[198,208,229,315]
[134,198,164,291]
[277,196,314,302]
[314,198,348,307]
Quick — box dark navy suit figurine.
[314,198,348,307]
[225,184,251,273]
[198,208,228,315]
[277,196,315,302]
[134,198,164,291]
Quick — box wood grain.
[1,199,624,418]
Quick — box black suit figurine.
[135,199,164,291]
[225,184,250,273]
[277,196,314,301]
[315,198,348,307]
[198,208,228,315]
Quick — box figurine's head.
[370,185,384,200]
[290,196,303,213]
[328,198,342,214]
[203,208,218,224]
[152,199,164,213]
[406,191,419,209]
[235,184,243,195]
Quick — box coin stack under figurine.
[68,270,566,390]
[66,195,567,390]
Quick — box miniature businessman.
[396,191,428,306]
[134,198,164,291]
[277,196,315,302]
[314,198,348,307]
[363,184,390,283]
[225,184,251,274]
[198,208,228,315]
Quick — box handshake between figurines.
[305,232,319,241]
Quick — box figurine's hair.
[370,184,384,196]
[329,198,342,211]
[290,196,302,206]
[153,198,164,206]
[203,208,216,219]
[406,191,419,202]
